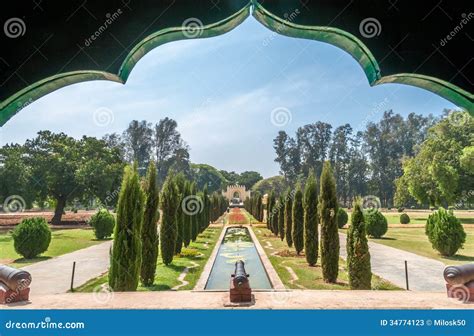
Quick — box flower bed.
[227,208,248,224]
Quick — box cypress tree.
[201,186,209,232]
[284,189,293,248]
[278,196,285,241]
[183,181,192,247]
[347,199,372,289]
[273,199,280,236]
[319,161,339,283]
[267,191,275,230]
[160,174,178,265]
[190,183,199,242]
[109,164,144,291]
[304,172,318,266]
[140,161,160,286]
[173,173,186,255]
[292,184,304,255]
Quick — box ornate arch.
[0,0,472,126]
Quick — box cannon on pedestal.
[444,264,474,302]
[230,260,251,303]
[0,265,32,304]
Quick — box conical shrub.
[109,164,144,291]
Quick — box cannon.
[230,260,251,303]
[444,264,474,303]
[0,265,32,304]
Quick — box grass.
[359,227,474,265]
[254,227,399,290]
[0,228,102,267]
[75,226,223,292]
[344,210,474,225]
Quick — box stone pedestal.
[0,283,30,304]
[229,279,252,303]
[446,281,474,302]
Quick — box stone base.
[229,279,252,303]
[446,282,474,302]
[0,283,30,304]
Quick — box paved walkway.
[339,233,446,291]
[23,241,112,295]
[3,290,468,309]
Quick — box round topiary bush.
[336,208,349,228]
[397,207,405,213]
[425,208,466,257]
[364,210,388,238]
[400,213,410,224]
[12,217,51,259]
[89,209,115,239]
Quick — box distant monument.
[222,184,251,207]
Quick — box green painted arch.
[0,0,472,127]
[252,1,473,114]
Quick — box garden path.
[339,233,446,291]
[22,240,112,295]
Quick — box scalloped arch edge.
[0,0,472,126]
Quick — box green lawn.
[0,228,102,267]
[254,227,399,290]
[75,226,223,292]
[344,210,474,225]
[362,227,474,266]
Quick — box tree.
[252,176,288,196]
[297,122,332,178]
[284,189,293,247]
[140,161,160,286]
[191,164,226,193]
[155,118,191,184]
[396,111,473,207]
[426,208,466,256]
[160,174,178,265]
[292,184,304,255]
[319,161,339,283]
[25,131,123,224]
[365,211,388,238]
[272,198,280,236]
[304,172,318,266]
[122,120,153,173]
[347,199,371,289]
[278,195,285,241]
[182,181,192,247]
[173,173,186,254]
[329,124,352,206]
[266,191,275,230]
[109,164,144,291]
[238,171,263,190]
[0,144,35,209]
[190,182,199,242]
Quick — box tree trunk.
[51,197,66,225]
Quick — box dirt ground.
[0,210,96,227]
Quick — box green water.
[205,227,272,290]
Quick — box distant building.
[222,184,251,207]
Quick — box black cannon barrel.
[0,265,32,291]
[444,264,474,285]
[233,260,249,287]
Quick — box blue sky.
[0,18,457,178]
